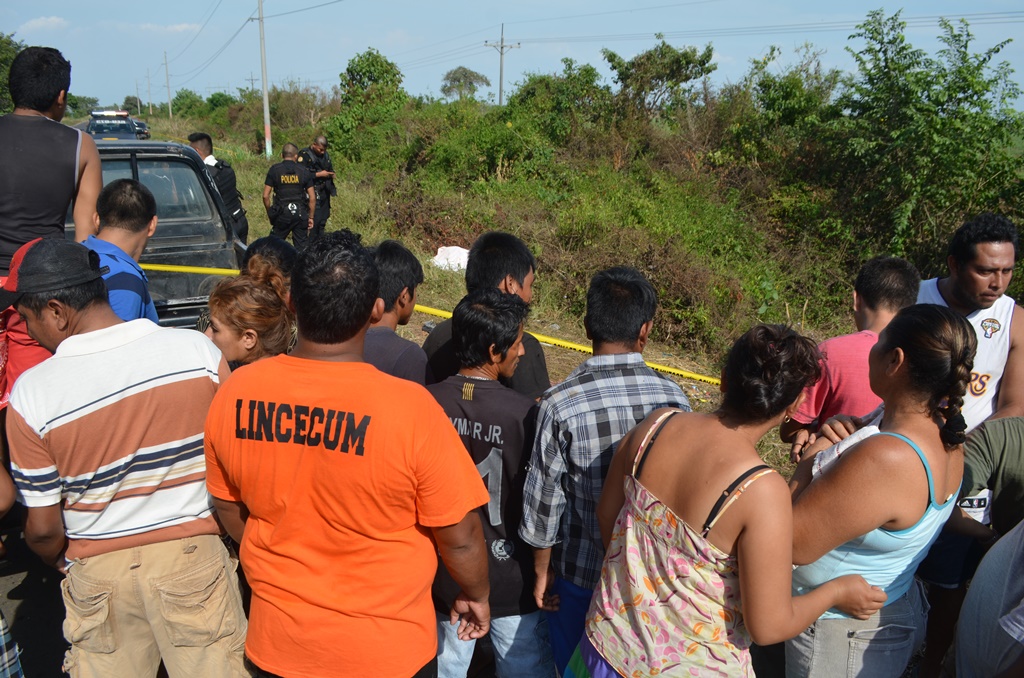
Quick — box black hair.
[282,142,299,158]
[187,132,213,155]
[9,47,72,112]
[371,240,424,312]
[96,179,156,233]
[291,229,378,344]
[242,237,299,278]
[877,304,977,447]
[584,266,657,346]
[720,325,822,422]
[18,278,108,314]
[453,288,530,369]
[854,256,920,312]
[947,213,1020,267]
[465,232,536,293]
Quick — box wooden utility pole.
[257,0,272,158]
[164,51,173,119]
[485,24,520,106]
[134,80,142,115]
[146,68,153,115]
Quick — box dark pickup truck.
[66,141,244,327]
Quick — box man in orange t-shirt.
[205,230,491,678]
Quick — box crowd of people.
[0,43,1021,678]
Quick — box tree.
[65,94,99,117]
[326,48,408,162]
[441,67,490,100]
[206,91,237,110]
[602,37,716,117]
[0,33,26,114]
[172,88,205,117]
[828,10,1024,256]
[122,94,142,113]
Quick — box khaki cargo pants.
[61,535,250,678]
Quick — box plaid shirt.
[519,352,690,590]
[0,611,21,678]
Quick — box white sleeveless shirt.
[918,278,1015,432]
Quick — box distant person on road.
[430,287,555,678]
[780,256,919,461]
[365,239,431,384]
[5,238,248,677]
[83,179,159,323]
[0,46,102,413]
[298,135,335,244]
[263,143,315,250]
[204,230,491,677]
[423,232,550,399]
[188,132,249,243]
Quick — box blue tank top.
[792,432,960,618]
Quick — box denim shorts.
[784,578,928,678]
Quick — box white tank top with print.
[918,278,1015,432]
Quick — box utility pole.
[485,24,520,106]
[164,51,173,120]
[256,0,273,158]
[246,72,258,90]
[146,68,153,115]
[134,80,142,115]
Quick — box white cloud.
[18,16,69,33]
[138,23,202,33]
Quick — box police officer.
[188,132,249,243]
[263,143,315,249]
[297,135,336,244]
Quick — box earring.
[783,416,791,423]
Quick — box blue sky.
[3,1,1023,108]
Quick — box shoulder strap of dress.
[631,409,683,479]
[701,465,775,537]
[874,431,937,505]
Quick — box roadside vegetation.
[6,11,1022,368]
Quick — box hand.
[790,429,816,463]
[449,592,490,640]
[307,217,314,230]
[817,414,863,444]
[830,574,887,620]
[533,565,560,612]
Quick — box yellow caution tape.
[138,264,720,385]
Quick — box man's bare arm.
[992,304,1024,420]
[262,185,273,212]
[25,504,67,570]
[212,497,249,544]
[432,511,490,639]
[73,134,102,241]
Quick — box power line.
[167,0,225,63]
[172,15,253,85]
[263,0,346,20]
[505,0,720,27]
[392,24,500,57]
[400,43,494,69]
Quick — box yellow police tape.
[140,262,720,386]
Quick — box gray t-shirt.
[956,519,1024,676]
[363,326,431,385]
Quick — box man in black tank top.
[0,47,102,412]
[262,143,315,250]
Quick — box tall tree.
[441,67,490,100]
[0,33,26,114]
[602,36,716,117]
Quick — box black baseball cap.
[0,238,109,309]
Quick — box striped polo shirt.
[9,319,227,560]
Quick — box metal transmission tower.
[485,24,519,106]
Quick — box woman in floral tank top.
[564,325,888,677]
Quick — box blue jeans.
[437,610,555,678]
[546,578,594,676]
[785,579,928,678]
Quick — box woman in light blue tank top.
[785,304,977,678]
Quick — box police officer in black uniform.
[297,135,336,244]
[263,143,315,249]
[188,132,250,243]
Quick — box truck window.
[138,160,213,221]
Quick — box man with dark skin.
[262,143,316,249]
[298,135,335,243]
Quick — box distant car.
[86,110,139,140]
[130,117,150,139]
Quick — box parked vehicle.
[65,141,245,327]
